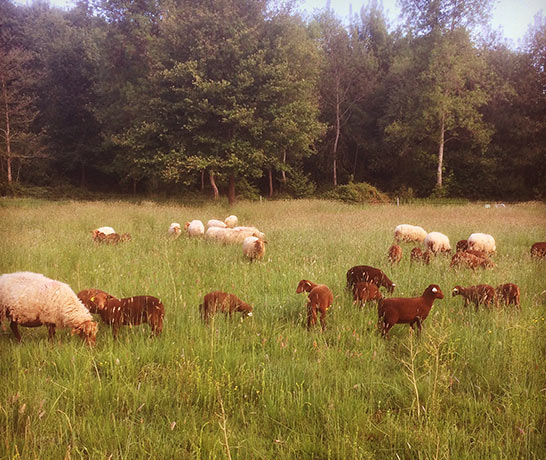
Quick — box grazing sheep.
[450,252,494,270]
[352,282,382,306]
[94,232,131,244]
[224,215,239,228]
[0,272,98,345]
[206,226,266,244]
[93,295,164,337]
[296,280,333,331]
[496,283,521,309]
[531,242,546,258]
[410,247,432,265]
[388,244,403,264]
[452,285,496,311]
[467,233,496,254]
[199,291,253,324]
[93,226,115,237]
[346,265,396,293]
[242,236,265,261]
[185,220,205,237]
[207,219,227,229]
[424,232,451,254]
[378,284,444,338]
[456,239,469,252]
[394,224,427,243]
[168,223,182,238]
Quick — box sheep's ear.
[90,296,95,302]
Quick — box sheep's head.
[238,302,253,316]
[296,280,312,294]
[72,320,98,346]
[452,286,461,296]
[424,284,444,299]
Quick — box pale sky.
[13,0,545,47]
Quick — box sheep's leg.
[307,304,317,329]
[47,324,56,340]
[9,322,22,342]
[319,309,327,331]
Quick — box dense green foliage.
[1,0,545,200]
[1,199,545,458]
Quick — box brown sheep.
[450,252,495,270]
[77,288,117,314]
[352,282,382,307]
[456,239,469,252]
[93,232,132,244]
[346,265,395,293]
[296,280,334,331]
[496,283,521,309]
[531,242,546,258]
[200,291,253,324]
[87,295,164,337]
[452,285,496,311]
[388,244,403,264]
[410,247,432,264]
[378,284,444,338]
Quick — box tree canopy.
[1,0,544,200]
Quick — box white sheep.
[224,215,239,228]
[222,227,266,244]
[0,272,98,345]
[185,220,205,237]
[394,224,427,243]
[242,236,266,260]
[96,226,116,235]
[168,222,182,238]
[205,226,230,241]
[206,219,227,229]
[424,231,451,254]
[467,233,496,254]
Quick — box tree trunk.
[132,178,137,195]
[80,163,86,188]
[268,167,273,197]
[436,112,445,188]
[2,78,12,184]
[201,170,205,191]
[281,150,287,184]
[228,173,236,205]
[209,171,219,199]
[332,74,341,187]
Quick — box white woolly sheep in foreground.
[168,222,182,237]
[394,224,427,243]
[424,232,451,254]
[467,233,496,254]
[224,215,239,228]
[0,272,98,345]
[185,220,205,237]
[242,236,265,261]
[207,219,227,229]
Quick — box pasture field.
[1,198,545,459]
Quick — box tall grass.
[1,198,545,459]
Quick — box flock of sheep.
[0,217,544,344]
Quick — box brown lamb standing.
[452,285,496,311]
[378,284,444,338]
[296,280,334,331]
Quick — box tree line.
[1,0,545,202]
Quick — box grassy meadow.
[1,198,545,459]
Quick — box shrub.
[284,169,316,199]
[322,182,390,204]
